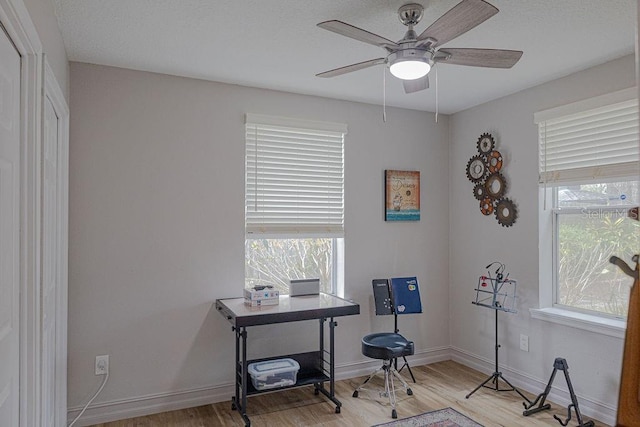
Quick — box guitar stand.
[522,358,594,427]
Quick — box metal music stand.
[465,264,531,404]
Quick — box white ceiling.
[52,0,636,114]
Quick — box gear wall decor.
[465,133,518,227]
[466,155,488,183]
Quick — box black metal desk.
[216,293,360,427]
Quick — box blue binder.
[390,277,422,314]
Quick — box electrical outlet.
[519,334,529,352]
[95,355,109,375]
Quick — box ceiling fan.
[316,0,523,94]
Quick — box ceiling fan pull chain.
[383,65,387,123]
[435,64,439,123]
[542,122,547,210]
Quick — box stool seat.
[362,332,414,360]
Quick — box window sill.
[529,307,626,339]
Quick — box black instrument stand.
[393,314,416,383]
[523,358,594,427]
[465,308,531,403]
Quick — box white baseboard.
[67,382,234,427]
[450,346,617,426]
[68,346,615,426]
[66,346,451,426]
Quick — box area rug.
[372,407,484,427]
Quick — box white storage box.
[289,278,319,296]
[244,287,279,301]
[247,358,300,391]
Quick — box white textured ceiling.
[52,0,636,114]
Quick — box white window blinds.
[536,88,639,184]
[245,114,346,236]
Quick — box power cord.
[67,371,109,427]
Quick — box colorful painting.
[385,170,420,221]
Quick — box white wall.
[449,54,636,424]
[67,62,450,423]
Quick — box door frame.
[0,1,43,426]
[43,56,69,427]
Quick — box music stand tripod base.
[464,308,531,403]
[465,370,531,401]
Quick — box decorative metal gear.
[487,150,503,173]
[480,197,494,216]
[466,155,488,183]
[477,133,495,155]
[473,183,487,200]
[495,198,517,227]
[467,132,517,227]
[484,172,507,200]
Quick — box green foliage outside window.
[558,214,638,317]
[556,180,639,318]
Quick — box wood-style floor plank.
[89,360,610,426]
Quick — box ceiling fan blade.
[318,20,399,48]
[403,76,429,93]
[417,0,498,47]
[436,48,523,68]
[316,58,386,78]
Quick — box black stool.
[352,332,414,419]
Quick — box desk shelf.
[241,351,331,396]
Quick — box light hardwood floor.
[90,360,610,427]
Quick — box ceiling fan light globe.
[389,60,430,80]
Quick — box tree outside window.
[555,180,639,317]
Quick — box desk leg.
[231,327,239,410]
[314,318,325,397]
[232,327,250,426]
[330,318,336,398]
[315,317,342,413]
[240,327,250,426]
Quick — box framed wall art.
[385,170,420,221]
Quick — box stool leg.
[352,359,413,419]
[353,365,385,397]
[391,366,413,395]
[362,366,385,388]
[383,361,398,419]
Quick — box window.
[537,88,639,319]
[244,114,346,296]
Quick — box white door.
[41,95,58,427]
[0,24,21,427]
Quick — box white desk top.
[216,293,360,327]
